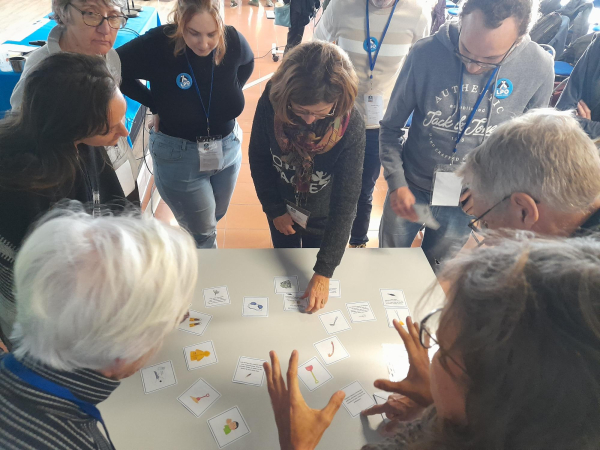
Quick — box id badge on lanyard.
[197,135,223,171]
[431,164,463,207]
[285,200,311,229]
[364,89,384,126]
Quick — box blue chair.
[447,7,459,15]
[593,25,600,32]
[445,0,456,7]
[554,61,573,78]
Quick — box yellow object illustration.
[190,349,211,361]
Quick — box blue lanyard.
[3,354,115,450]
[185,49,215,136]
[454,65,498,153]
[366,0,400,78]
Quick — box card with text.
[232,356,267,387]
[313,336,349,365]
[183,340,218,370]
[341,381,375,418]
[207,406,251,449]
[140,361,177,394]
[318,310,351,335]
[346,301,376,322]
[329,280,341,297]
[380,289,408,308]
[297,357,333,391]
[178,377,221,418]
[204,286,231,308]
[283,293,308,312]
[178,310,213,336]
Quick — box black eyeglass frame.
[454,30,518,70]
[68,3,128,30]
[419,308,468,375]
[287,103,337,120]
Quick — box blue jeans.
[149,123,242,248]
[350,129,380,245]
[379,183,472,271]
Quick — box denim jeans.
[149,123,242,248]
[350,128,380,245]
[379,182,472,271]
[268,220,323,248]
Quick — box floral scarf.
[274,113,351,198]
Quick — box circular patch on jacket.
[494,78,513,99]
[363,37,379,53]
[176,73,193,90]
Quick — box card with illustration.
[178,310,213,336]
[178,377,221,418]
[346,301,376,323]
[283,292,308,312]
[318,310,351,335]
[313,336,349,365]
[373,393,389,420]
[385,307,411,329]
[274,276,299,294]
[242,297,269,317]
[341,381,375,418]
[183,340,218,370]
[140,360,177,394]
[380,289,408,308]
[328,280,341,297]
[232,356,267,387]
[297,357,333,391]
[207,406,251,449]
[204,286,231,308]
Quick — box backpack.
[559,33,597,65]
[530,12,564,44]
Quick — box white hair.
[51,0,127,26]
[11,203,198,371]
[459,108,600,212]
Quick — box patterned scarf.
[274,113,350,198]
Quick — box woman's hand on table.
[274,213,296,235]
[264,350,345,450]
[303,273,330,313]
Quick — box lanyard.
[3,354,116,450]
[185,49,215,136]
[366,0,400,81]
[454,65,498,153]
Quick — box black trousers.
[285,23,305,54]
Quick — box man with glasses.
[378,0,554,271]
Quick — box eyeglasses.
[467,195,510,247]
[454,31,517,70]
[288,103,337,120]
[420,308,468,375]
[69,4,128,30]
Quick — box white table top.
[100,247,445,450]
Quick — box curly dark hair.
[460,0,533,36]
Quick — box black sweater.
[249,84,366,278]
[117,25,254,141]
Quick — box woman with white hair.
[10,0,127,109]
[0,204,198,450]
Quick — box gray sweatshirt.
[380,22,555,193]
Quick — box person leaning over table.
[10,0,127,109]
[264,235,600,450]
[248,41,365,313]
[0,204,199,450]
[117,0,254,249]
[0,53,128,351]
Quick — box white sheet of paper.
[313,336,350,365]
[297,357,333,391]
[274,276,299,294]
[385,307,411,329]
[318,310,352,335]
[178,310,213,336]
[183,340,218,371]
[382,343,410,382]
[242,297,269,317]
[373,393,389,420]
[178,378,221,418]
[140,361,177,394]
[431,171,463,207]
[345,301,376,322]
[232,356,267,387]
[203,286,231,308]
[198,138,224,172]
[286,203,309,229]
[379,289,408,308]
[207,406,251,449]
[341,381,375,418]
[364,93,384,126]
[328,279,341,297]
[283,293,308,312]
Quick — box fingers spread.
[321,390,345,422]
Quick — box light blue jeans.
[379,182,472,272]
[149,123,242,248]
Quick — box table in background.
[100,247,444,450]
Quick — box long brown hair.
[166,0,227,65]
[269,41,358,125]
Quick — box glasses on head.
[69,3,128,30]
[420,308,468,375]
[454,31,517,70]
[288,103,336,120]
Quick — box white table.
[100,248,444,449]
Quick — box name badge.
[285,201,311,229]
[364,91,384,127]
[197,136,223,172]
[431,165,463,207]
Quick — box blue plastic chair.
[445,0,456,7]
[593,25,600,32]
[554,61,573,77]
[447,7,459,15]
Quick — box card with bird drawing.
[204,286,231,308]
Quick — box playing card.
[232,356,267,387]
[242,297,269,317]
[140,361,177,394]
[283,292,308,312]
[328,280,341,297]
[346,301,376,322]
[178,310,213,336]
[297,357,333,391]
[318,310,351,335]
[385,307,411,329]
[274,276,299,294]
[183,340,218,370]
[380,289,408,308]
[204,286,231,308]
[341,381,375,418]
[178,377,221,418]
[207,406,251,449]
[313,336,349,365]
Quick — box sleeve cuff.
[313,260,334,279]
[385,172,408,193]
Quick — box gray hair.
[51,0,127,26]
[11,203,198,371]
[459,108,600,212]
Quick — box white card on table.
[283,292,308,312]
[274,276,299,294]
[318,310,351,335]
[329,280,341,297]
[207,406,251,449]
[232,356,267,387]
[373,393,389,420]
[178,377,221,418]
[204,286,231,308]
[313,336,349,365]
[382,343,409,382]
[385,307,411,328]
[341,381,375,418]
[380,289,408,308]
[431,171,463,207]
[297,357,333,391]
[140,360,177,394]
[178,310,213,336]
[346,301,376,322]
[242,297,269,317]
[183,340,218,370]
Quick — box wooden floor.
[1,0,388,248]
